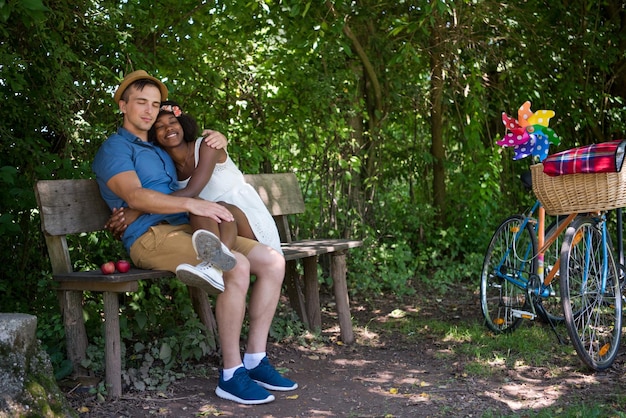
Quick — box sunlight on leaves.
[388,309,407,319]
[197,404,223,416]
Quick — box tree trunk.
[430,21,446,224]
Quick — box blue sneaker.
[215,367,275,405]
[247,357,298,391]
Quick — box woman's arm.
[202,129,228,149]
[105,130,230,235]
[171,140,226,198]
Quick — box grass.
[370,304,626,417]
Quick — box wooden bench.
[243,173,362,341]
[35,173,362,398]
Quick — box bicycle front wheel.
[560,216,622,371]
[481,215,536,333]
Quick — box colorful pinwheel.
[496,101,560,161]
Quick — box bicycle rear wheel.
[560,216,622,371]
[481,215,536,333]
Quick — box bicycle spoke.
[481,216,535,333]
[560,217,622,370]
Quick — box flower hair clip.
[161,104,182,117]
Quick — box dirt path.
[65,283,626,417]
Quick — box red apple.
[116,259,131,273]
[100,261,116,275]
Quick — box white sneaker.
[192,229,237,271]
[176,262,225,295]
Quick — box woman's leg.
[220,202,256,241]
[189,212,238,250]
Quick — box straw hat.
[113,70,168,102]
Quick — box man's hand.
[104,207,142,240]
[105,207,128,240]
[189,198,234,223]
[202,130,227,149]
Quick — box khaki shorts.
[130,223,257,273]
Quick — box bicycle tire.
[481,215,536,333]
[560,216,622,371]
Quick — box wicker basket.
[530,163,626,215]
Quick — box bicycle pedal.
[512,309,536,320]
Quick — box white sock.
[243,352,266,370]
[222,363,243,381]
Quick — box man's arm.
[107,170,234,222]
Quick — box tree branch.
[325,1,383,114]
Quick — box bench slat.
[58,281,140,293]
[36,179,110,236]
[243,173,305,215]
[53,269,172,283]
[282,239,363,260]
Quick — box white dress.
[177,138,283,254]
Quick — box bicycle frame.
[536,207,577,290]
[497,200,576,296]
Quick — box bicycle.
[480,184,576,336]
[481,184,623,370]
[485,101,623,370]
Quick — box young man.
[93,70,297,404]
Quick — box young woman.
[148,101,282,253]
[147,102,296,401]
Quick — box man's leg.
[130,224,199,271]
[243,244,297,391]
[245,243,285,354]
[214,250,276,404]
[216,252,250,370]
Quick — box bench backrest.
[243,173,305,243]
[36,179,111,236]
[34,173,305,273]
[35,179,112,275]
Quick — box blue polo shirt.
[92,127,189,252]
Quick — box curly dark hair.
[148,100,199,144]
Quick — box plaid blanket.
[542,140,626,176]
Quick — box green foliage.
[3,0,626,389]
[75,278,305,391]
[37,313,73,380]
[78,280,214,391]
[347,236,418,297]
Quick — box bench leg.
[303,256,321,331]
[331,252,354,344]
[58,290,88,377]
[103,291,122,398]
[284,260,309,328]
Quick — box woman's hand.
[202,129,228,149]
[104,207,142,240]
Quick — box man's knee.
[224,253,250,287]
[248,245,285,274]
